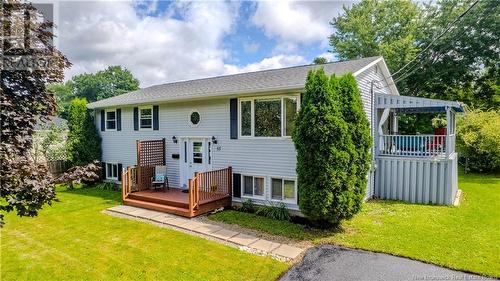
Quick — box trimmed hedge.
[292,69,371,224]
[67,98,101,166]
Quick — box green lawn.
[209,171,500,277]
[1,187,287,281]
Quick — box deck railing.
[378,134,455,157]
[122,166,138,201]
[188,167,232,216]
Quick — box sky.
[56,1,353,87]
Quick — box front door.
[180,138,210,188]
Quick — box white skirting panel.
[374,154,458,205]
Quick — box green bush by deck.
[67,98,101,166]
[292,69,371,224]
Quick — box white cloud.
[224,54,307,74]
[251,1,349,46]
[316,52,336,62]
[59,1,240,87]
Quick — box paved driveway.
[280,245,495,281]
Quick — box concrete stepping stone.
[135,210,165,220]
[129,209,155,217]
[249,239,281,252]
[108,205,140,214]
[272,244,303,259]
[151,214,176,224]
[167,218,191,227]
[193,224,222,235]
[210,229,239,241]
[229,233,259,246]
[178,220,205,231]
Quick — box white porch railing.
[378,134,455,157]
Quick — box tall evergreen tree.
[66,99,101,166]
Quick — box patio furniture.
[151,165,169,191]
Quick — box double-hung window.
[105,109,117,130]
[271,178,297,203]
[106,163,118,180]
[139,106,153,130]
[239,95,299,138]
[242,175,265,198]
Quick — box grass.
[209,171,500,277]
[1,186,288,281]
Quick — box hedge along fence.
[292,69,371,225]
[456,109,500,173]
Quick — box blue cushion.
[155,174,165,182]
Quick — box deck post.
[228,166,232,197]
[188,179,193,217]
[446,107,451,157]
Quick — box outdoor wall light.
[211,136,218,144]
[172,136,177,143]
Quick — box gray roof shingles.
[87,56,380,109]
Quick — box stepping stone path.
[106,205,304,261]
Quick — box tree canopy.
[49,66,140,117]
[329,0,499,110]
[1,1,71,224]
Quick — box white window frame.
[241,174,266,199]
[106,163,118,180]
[238,94,300,139]
[105,108,117,131]
[269,176,297,204]
[139,105,153,131]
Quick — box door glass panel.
[243,176,253,195]
[254,177,264,196]
[271,178,282,199]
[192,141,203,164]
[284,180,295,200]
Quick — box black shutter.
[230,98,238,139]
[100,110,105,131]
[117,163,123,182]
[232,173,241,198]
[116,108,121,131]
[153,105,159,130]
[300,93,304,105]
[101,162,106,179]
[133,107,139,131]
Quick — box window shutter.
[153,105,159,130]
[100,110,105,131]
[133,107,139,131]
[230,98,238,139]
[101,162,106,179]
[232,173,241,198]
[116,108,121,131]
[300,93,304,105]
[117,163,123,182]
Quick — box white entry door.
[180,138,211,189]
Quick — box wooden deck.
[123,188,231,217]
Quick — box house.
[88,56,462,217]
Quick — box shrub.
[457,110,500,173]
[67,98,101,166]
[292,69,371,225]
[239,199,257,213]
[255,202,291,221]
[54,161,101,189]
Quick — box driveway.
[280,245,495,281]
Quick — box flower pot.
[434,127,447,135]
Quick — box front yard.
[0,187,287,281]
[210,171,500,278]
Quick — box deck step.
[123,198,194,217]
[127,192,189,209]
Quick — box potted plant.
[432,116,447,135]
